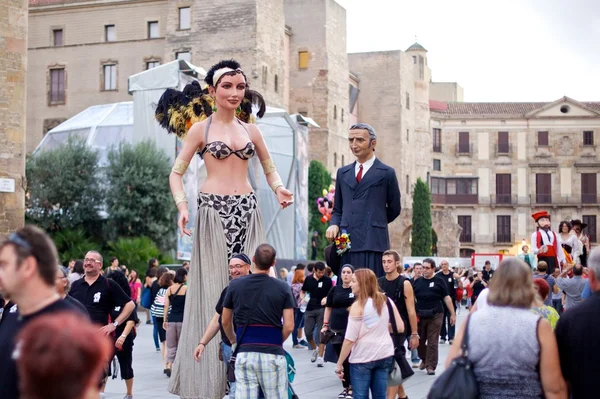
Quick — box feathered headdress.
[155,61,266,142]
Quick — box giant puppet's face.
[537,217,551,230]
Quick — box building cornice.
[30,0,165,13]
[29,37,165,51]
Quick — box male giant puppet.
[326,123,401,277]
[531,210,566,274]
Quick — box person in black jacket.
[322,264,356,399]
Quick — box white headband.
[212,67,243,87]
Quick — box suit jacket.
[330,158,401,252]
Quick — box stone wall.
[0,0,28,238]
[165,0,285,108]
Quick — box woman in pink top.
[128,270,142,304]
[335,269,404,399]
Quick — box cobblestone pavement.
[105,309,466,399]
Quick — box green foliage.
[52,228,98,265]
[105,141,176,251]
[107,236,160,276]
[308,160,332,259]
[411,178,433,256]
[25,138,103,232]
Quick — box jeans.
[411,348,420,363]
[440,299,456,341]
[221,342,236,398]
[291,308,304,345]
[152,315,159,349]
[417,312,444,371]
[552,298,563,316]
[350,357,394,399]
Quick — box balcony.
[491,194,514,205]
[431,194,478,205]
[535,194,552,204]
[494,143,513,156]
[455,143,473,156]
[494,233,515,244]
[582,194,597,204]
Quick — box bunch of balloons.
[317,185,335,223]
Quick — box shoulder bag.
[427,314,479,399]
[227,277,271,383]
[386,299,414,386]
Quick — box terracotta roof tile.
[430,100,600,116]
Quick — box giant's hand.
[326,225,339,242]
[178,208,192,236]
[276,187,294,209]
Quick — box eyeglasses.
[228,264,247,270]
[84,258,101,264]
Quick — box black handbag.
[417,308,436,319]
[227,278,270,383]
[386,300,414,383]
[427,315,479,399]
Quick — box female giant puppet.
[156,60,293,398]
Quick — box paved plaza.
[105,310,465,399]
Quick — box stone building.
[429,96,600,256]
[0,0,28,239]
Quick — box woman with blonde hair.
[335,269,403,399]
[445,258,567,399]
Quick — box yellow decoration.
[171,158,190,175]
[261,158,277,175]
[172,191,187,206]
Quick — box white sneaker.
[317,356,324,367]
[311,349,318,363]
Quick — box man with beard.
[530,211,566,275]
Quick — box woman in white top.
[558,221,581,265]
[335,269,404,399]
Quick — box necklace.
[342,283,351,288]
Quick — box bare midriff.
[199,155,254,195]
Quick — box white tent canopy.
[34,101,133,166]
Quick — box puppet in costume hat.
[530,210,565,274]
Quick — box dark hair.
[174,268,188,284]
[413,262,422,267]
[314,261,326,271]
[1,225,59,287]
[382,250,401,263]
[159,272,174,288]
[17,312,112,399]
[110,257,118,264]
[107,270,131,298]
[254,243,276,271]
[558,221,571,233]
[295,263,306,270]
[307,263,315,272]
[573,264,583,276]
[148,258,158,268]
[72,260,84,275]
[484,260,491,265]
[422,258,436,269]
[147,266,157,278]
[156,266,169,281]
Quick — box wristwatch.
[112,320,119,327]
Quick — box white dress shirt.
[355,155,376,178]
[530,229,566,263]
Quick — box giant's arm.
[330,169,343,226]
[386,169,401,223]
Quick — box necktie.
[356,164,363,183]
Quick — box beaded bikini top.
[199,116,256,160]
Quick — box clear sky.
[335,0,600,102]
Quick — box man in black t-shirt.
[378,250,419,399]
[412,258,455,375]
[301,261,333,367]
[482,261,494,282]
[193,253,252,398]
[222,244,295,398]
[0,226,88,399]
[435,260,462,344]
[69,250,135,393]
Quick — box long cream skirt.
[168,192,265,399]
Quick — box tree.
[105,141,176,251]
[107,236,160,276]
[308,160,332,260]
[411,177,432,256]
[52,228,99,266]
[25,138,103,233]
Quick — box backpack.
[378,276,412,335]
